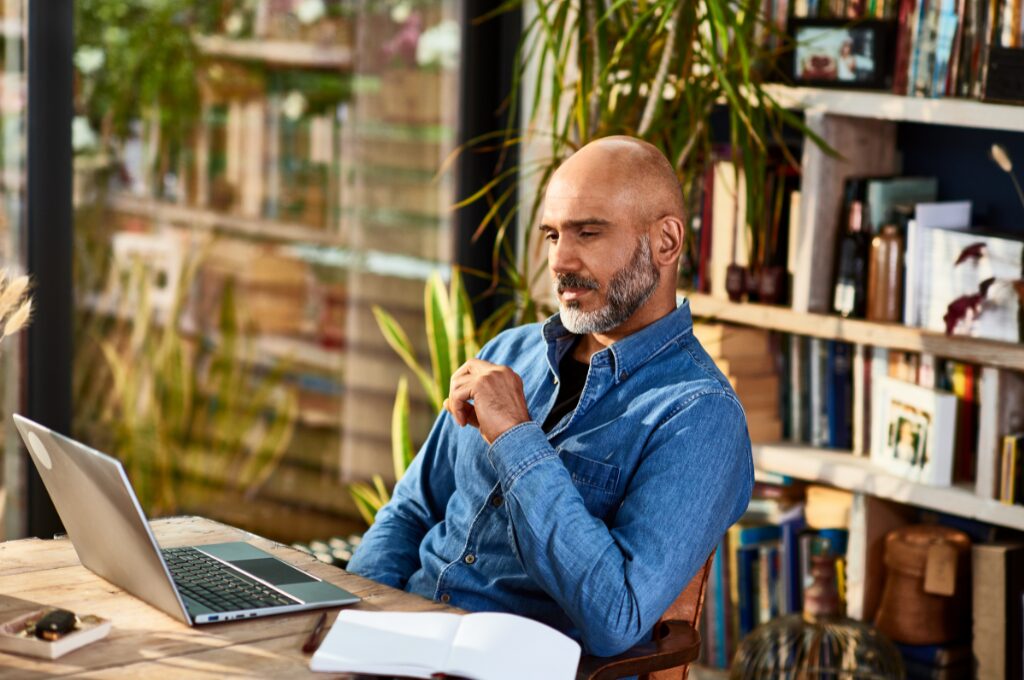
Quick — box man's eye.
[544,231,558,242]
[579,231,596,238]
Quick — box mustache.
[555,273,600,293]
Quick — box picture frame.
[785,19,897,89]
[870,376,958,486]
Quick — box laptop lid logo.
[26,431,53,470]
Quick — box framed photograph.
[785,19,896,89]
[870,377,957,486]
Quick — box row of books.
[791,0,901,19]
[707,483,1024,677]
[700,487,851,669]
[778,334,1024,503]
[927,0,1024,101]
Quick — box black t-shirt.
[541,344,590,433]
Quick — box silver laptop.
[13,414,360,625]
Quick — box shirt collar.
[541,300,694,384]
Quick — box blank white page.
[446,613,581,680]
[310,610,461,676]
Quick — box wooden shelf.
[194,35,353,70]
[765,84,1024,133]
[753,444,1024,531]
[686,292,1024,372]
[109,195,445,282]
[110,194,344,246]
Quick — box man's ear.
[654,216,684,266]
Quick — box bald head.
[547,136,685,228]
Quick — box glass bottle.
[867,224,904,322]
[832,180,871,318]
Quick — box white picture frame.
[870,376,958,486]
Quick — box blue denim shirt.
[347,300,754,656]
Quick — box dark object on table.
[302,611,328,654]
[33,609,76,641]
[731,553,905,679]
[874,525,972,646]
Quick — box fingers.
[444,384,478,428]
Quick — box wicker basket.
[874,524,972,645]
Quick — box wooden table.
[0,516,453,678]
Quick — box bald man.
[347,136,753,657]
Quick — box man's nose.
[548,238,580,273]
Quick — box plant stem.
[586,0,600,140]
[1011,172,1024,215]
[638,1,682,137]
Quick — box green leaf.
[391,377,414,482]
[424,273,452,413]
[372,305,436,409]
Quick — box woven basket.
[874,524,971,645]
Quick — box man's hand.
[443,359,531,444]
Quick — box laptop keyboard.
[162,546,298,613]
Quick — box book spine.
[737,546,757,636]
[894,0,919,93]
[826,342,853,450]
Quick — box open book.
[309,610,581,680]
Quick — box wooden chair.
[575,551,715,680]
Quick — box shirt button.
[491,494,503,507]
[440,593,451,603]
[464,554,476,565]
[619,370,628,380]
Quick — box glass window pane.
[0,0,25,541]
[72,0,458,544]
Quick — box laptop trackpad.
[231,558,317,585]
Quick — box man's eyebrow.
[537,218,612,231]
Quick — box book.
[971,542,1024,680]
[903,200,972,328]
[852,344,869,455]
[976,367,1024,499]
[709,160,742,300]
[826,341,853,450]
[865,176,937,234]
[309,610,581,680]
[789,335,810,444]
[922,227,1024,342]
[1000,433,1022,504]
[693,323,773,358]
[778,503,807,615]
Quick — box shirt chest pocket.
[558,450,621,520]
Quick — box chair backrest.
[643,550,715,680]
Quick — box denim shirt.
[347,300,754,656]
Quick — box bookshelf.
[110,194,345,246]
[193,35,353,70]
[687,292,1024,372]
[764,84,1024,133]
[692,83,1024,673]
[753,445,1024,532]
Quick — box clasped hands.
[443,359,531,444]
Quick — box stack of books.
[694,323,783,443]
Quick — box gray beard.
[556,234,660,335]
